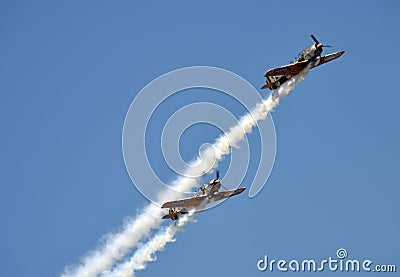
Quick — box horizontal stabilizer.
[261,83,274,89]
[162,213,179,220]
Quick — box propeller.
[215,169,230,190]
[311,34,320,44]
[311,34,332,48]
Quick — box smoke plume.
[61,68,309,277]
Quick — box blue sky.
[1,1,399,276]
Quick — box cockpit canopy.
[292,50,306,63]
[200,183,211,194]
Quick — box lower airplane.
[161,170,246,220]
[261,34,345,90]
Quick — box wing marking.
[264,60,309,77]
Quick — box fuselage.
[296,43,323,63]
[200,179,221,195]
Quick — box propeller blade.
[216,170,220,180]
[310,34,320,44]
[322,45,332,48]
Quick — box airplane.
[261,34,345,90]
[161,170,246,220]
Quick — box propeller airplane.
[261,34,345,90]
[161,170,246,220]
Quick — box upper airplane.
[261,34,345,90]
[161,170,245,220]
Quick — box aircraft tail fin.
[162,209,180,220]
[261,76,281,90]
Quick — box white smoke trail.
[61,68,309,277]
[102,210,196,277]
[99,68,310,277]
[61,205,161,277]
[61,178,198,277]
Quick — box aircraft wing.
[210,187,246,202]
[161,187,246,209]
[311,51,345,69]
[161,195,208,209]
[264,60,309,77]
